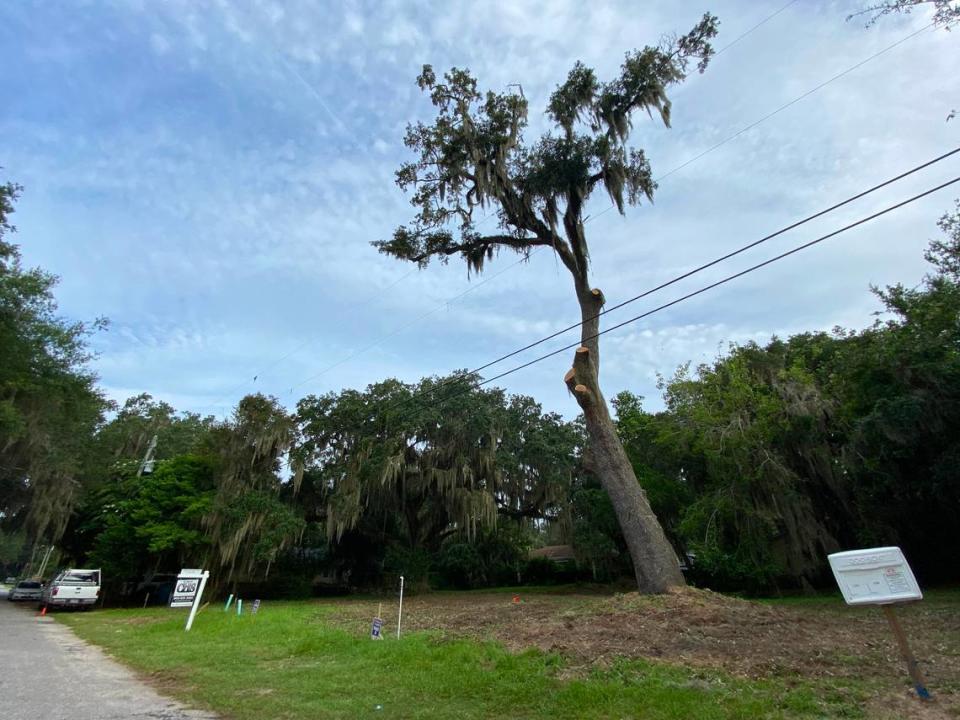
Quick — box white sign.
[828,547,922,606]
[170,569,205,608]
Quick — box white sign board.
[828,547,922,606]
[170,568,205,608]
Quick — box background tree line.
[2,173,958,598]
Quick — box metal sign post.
[828,547,930,700]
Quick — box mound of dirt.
[322,587,959,713]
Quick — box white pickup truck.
[40,568,101,610]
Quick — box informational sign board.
[170,569,205,608]
[252,599,261,615]
[828,547,922,606]
[370,617,383,640]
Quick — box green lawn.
[59,598,868,720]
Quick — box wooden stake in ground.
[881,604,931,700]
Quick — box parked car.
[7,580,43,602]
[40,568,101,610]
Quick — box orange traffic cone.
[40,606,47,617]
[512,595,520,604]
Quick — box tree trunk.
[565,283,685,594]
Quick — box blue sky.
[1,0,958,419]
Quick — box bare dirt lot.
[323,587,960,718]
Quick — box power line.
[203,266,419,413]
[317,173,960,430]
[714,0,800,56]
[379,147,960,412]
[653,22,933,185]
[395,175,959,418]
[476,177,960,390]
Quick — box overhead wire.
[311,171,960,433]
[479,178,960,384]
[383,147,960,411]
[406,175,960,418]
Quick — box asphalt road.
[0,586,216,719]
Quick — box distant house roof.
[528,545,576,563]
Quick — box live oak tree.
[202,394,304,582]
[295,375,573,548]
[374,15,718,592]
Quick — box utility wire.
[203,267,419,414]
[385,175,959,419]
[714,0,800,56]
[383,147,960,412]
[286,253,534,394]
[654,22,933,185]
[476,177,960,390]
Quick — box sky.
[1,0,958,421]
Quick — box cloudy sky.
[2,0,958,420]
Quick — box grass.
[59,597,869,720]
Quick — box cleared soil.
[322,587,960,718]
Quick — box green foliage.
[613,204,960,591]
[294,375,574,564]
[202,394,303,583]
[0,528,25,575]
[375,15,717,284]
[84,456,215,581]
[437,527,533,589]
[569,481,626,581]
[436,542,484,589]
[92,393,215,475]
[0,178,107,548]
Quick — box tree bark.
[565,282,685,594]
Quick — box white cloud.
[2,0,958,418]
[149,32,170,55]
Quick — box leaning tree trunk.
[564,283,685,594]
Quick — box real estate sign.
[170,568,205,608]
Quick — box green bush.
[436,542,485,589]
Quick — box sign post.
[397,575,404,640]
[170,568,209,633]
[828,547,930,700]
